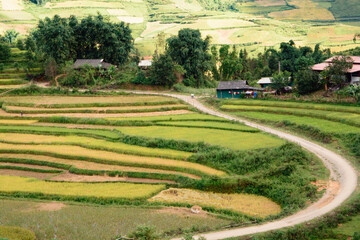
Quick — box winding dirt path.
[131,92,357,240]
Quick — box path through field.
[1,0,23,10]
[131,92,357,240]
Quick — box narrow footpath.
[153,93,358,240]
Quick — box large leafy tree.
[323,56,353,88]
[31,14,133,65]
[211,45,243,81]
[149,53,177,87]
[166,28,212,87]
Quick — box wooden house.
[216,80,264,99]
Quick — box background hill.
[1,0,360,56]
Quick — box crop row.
[2,105,190,114]
[221,105,360,128]
[0,142,223,176]
[0,132,192,160]
[0,175,166,200]
[222,99,360,114]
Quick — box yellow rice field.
[0,142,225,176]
[0,153,201,179]
[150,188,281,218]
[0,119,38,125]
[0,175,165,199]
[0,133,192,160]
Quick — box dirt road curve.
[153,93,357,240]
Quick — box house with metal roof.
[216,80,264,99]
[138,60,153,68]
[312,56,360,84]
[257,77,272,88]
[73,59,113,70]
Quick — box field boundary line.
[129,91,357,240]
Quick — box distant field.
[1,0,359,55]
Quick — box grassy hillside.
[0,0,360,55]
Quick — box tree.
[44,58,59,81]
[31,14,133,65]
[3,29,19,45]
[149,53,177,87]
[214,45,243,81]
[295,70,321,95]
[167,29,212,87]
[0,42,11,62]
[323,56,353,88]
[16,39,25,50]
[270,71,291,93]
[353,33,360,43]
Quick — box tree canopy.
[31,14,133,65]
[167,28,212,87]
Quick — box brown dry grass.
[0,169,55,179]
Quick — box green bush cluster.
[0,226,36,240]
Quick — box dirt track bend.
[140,93,358,240]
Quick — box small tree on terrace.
[3,29,19,45]
[323,56,353,89]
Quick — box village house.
[73,59,113,70]
[257,77,272,88]
[138,56,153,70]
[312,56,360,85]
[216,80,264,99]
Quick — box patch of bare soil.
[50,172,176,184]
[155,207,210,218]
[311,180,341,208]
[0,162,59,170]
[24,202,66,212]
[0,169,55,179]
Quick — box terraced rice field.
[220,99,360,133]
[0,95,287,210]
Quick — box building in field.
[216,80,264,99]
[73,59,113,70]
[312,56,360,84]
[257,77,272,88]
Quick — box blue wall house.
[216,80,264,99]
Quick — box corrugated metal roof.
[257,77,272,84]
[217,80,264,91]
[325,56,360,64]
[138,60,153,67]
[73,59,112,69]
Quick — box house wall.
[217,90,243,99]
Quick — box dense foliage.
[167,29,213,87]
[30,14,133,65]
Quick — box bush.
[132,71,149,85]
[0,226,36,240]
[295,70,322,95]
[127,225,160,240]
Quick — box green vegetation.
[0,226,36,240]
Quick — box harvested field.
[0,153,201,179]
[0,109,193,118]
[0,175,166,199]
[150,188,281,218]
[0,142,225,176]
[50,172,176,184]
[0,95,175,105]
[4,104,186,112]
[0,169,56,180]
[0,162,59,171]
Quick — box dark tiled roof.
[217,80,264,91]
[73,59,112,69]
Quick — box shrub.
[127,225,160,240]
[0,226,36,240]
[295,70,322,95]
